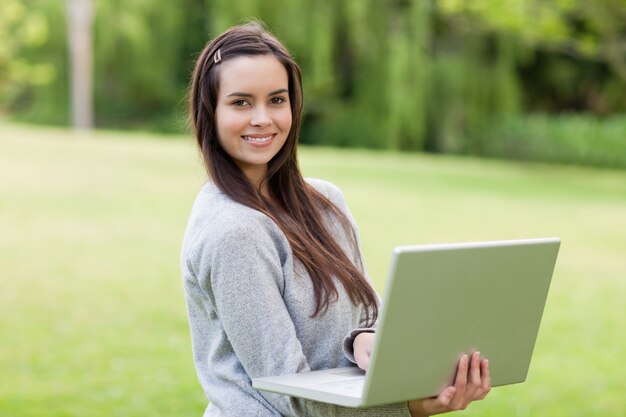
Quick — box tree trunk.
[67,0,93,130]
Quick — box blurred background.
[1,1,625,416]
[3,0,626,166]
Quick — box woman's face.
[215,55,292,184]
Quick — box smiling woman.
[215,55,292,188]
[182,21,490,417]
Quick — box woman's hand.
[353,332,375,371]
[408,352,491,417]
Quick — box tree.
[0,0,54,114]
[66,0,93,129]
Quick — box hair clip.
[213,48,222,64]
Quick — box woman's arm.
[198,219,411,417]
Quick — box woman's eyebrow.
[226,88,288,98]
[226,91,253,98]
[269,88,288,95]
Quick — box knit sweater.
[181,179,411,417]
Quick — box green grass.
[1,122,625,417]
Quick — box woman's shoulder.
[305,177,346,204]
[305,177,351,216]
[183,182,284,255]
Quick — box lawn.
[1,123,625,417]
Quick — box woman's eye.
[232,99,249,107]
[270,96,286,105]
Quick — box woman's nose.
[250,105,271,127]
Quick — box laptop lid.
[361,238,560,406]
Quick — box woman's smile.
[241,133,276,145]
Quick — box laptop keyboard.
[318,378,365,397]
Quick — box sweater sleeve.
[200,218,410,417]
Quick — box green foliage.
[2,124,626,416]
[3,0,626,169]
[0,0,55,114]
[440,0,626,111]
[3,0,521,144]
[480,113,626,168]
[1,0,70,124]
[92,0,207,130]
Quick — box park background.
[1,0,625,416]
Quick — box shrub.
[478,113,626,169]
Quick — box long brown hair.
[188,22,378,325]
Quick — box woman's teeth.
[242,135,273,142]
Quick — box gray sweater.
[181,179,411,416]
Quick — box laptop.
[252,238,561,408]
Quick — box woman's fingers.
[447,354,469,410]
[454,354,469,388]
[466,352,483,398]
[415,387,457,415]
[413,353,492,416]
[469,352,482,386]
[438,386,457,407]
[477,358,492,399]
[448,352,490,410]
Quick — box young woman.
[181,22,491,417]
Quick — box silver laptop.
[252,238,561,408]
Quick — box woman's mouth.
[241,134,275,144]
